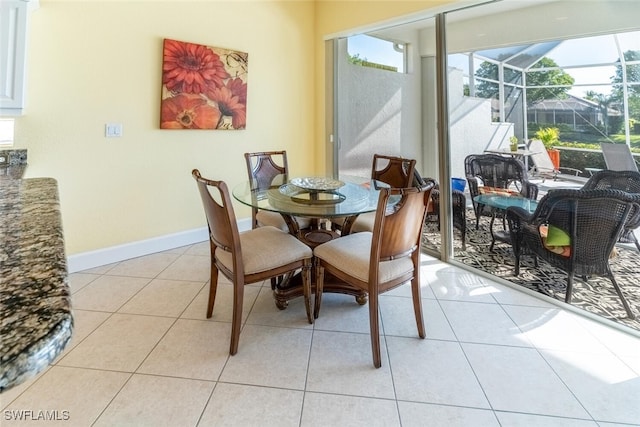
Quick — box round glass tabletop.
[233,175,389,218]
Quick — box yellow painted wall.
[17,0,317,255]
[14,0,458,256]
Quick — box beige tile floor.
[2,242,640,426]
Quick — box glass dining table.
[233,174,390,244]
[232,174,392,309]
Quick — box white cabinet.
[0,1,36,116]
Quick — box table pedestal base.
[299,228,338,248]
[273,271,367,310]
[275,214,366,310]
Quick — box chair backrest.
[192,169,242,271]
[244,151,288,228]
[244,151,289,190]
[601,143,639,172]
[582,169,640,192]
[582,169,640,229]
[371,183,434,264]
[535,188,640,266]
[527,139,557,174]
[464,153,528,191]
[371,154,416,188]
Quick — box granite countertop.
[0,165,27,180]
[0,178,73,392]
[0,149,28,181]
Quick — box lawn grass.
[550,131,640,173]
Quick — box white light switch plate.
[105,123,123,138]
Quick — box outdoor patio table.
[484,148,540,171]
[473,194,538,251]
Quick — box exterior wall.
[336,33,423,178]
[313,0,459,174]
[448,68,513,179]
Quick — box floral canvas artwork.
[160,39,248,130]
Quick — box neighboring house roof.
[529,94,621,116]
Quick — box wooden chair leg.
[302,259,313,324]
[314,262,324,320]
[229,281,244,355]
[410,276,426,339]
[207,264,219,318]
[368,291,381,368]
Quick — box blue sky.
[349,30,640,98]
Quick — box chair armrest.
[466,176,479,197]
[452,189,466,206]
[558,166,582,176]
[521,180,539,200]
[505,206,533,223]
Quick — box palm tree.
[585,91,616,135]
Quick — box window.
[347,34,406,73]
[0,118,15,147]
[455,30,640,143]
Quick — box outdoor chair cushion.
[546,224,571,246]
[478,186,520,197]
[539,225,571,257]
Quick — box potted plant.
[535,127,561,169]
[509,135,518,152]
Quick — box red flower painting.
[160,39,248,130]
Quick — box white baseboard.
[67,218,252,273]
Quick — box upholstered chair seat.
[215,226,312,275]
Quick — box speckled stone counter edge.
[0,149,27,180]
[0,178,73,393]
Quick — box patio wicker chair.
[506,188,640,319]
[422,177,467,250]
[465,153,539,230]
[581,169,640,251]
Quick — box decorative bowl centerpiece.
[289,177,345,192]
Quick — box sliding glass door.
[328,0,640,332]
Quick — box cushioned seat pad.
[313,231,413,283]
[216,226,312,274]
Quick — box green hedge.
[558,146,605,175]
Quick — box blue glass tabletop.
[473,194,537,212]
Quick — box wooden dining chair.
[314,182,434,368]
[192,169,314,355]
[339,154,417,233]
[244,151,311,231]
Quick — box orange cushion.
[478,186,520,197]
[539,225,571,257]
